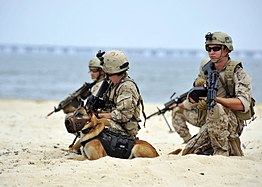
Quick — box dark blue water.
[0,52,261,103]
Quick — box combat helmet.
[205,32,233,51]
[89,57,102,70]
[102,50,129,74]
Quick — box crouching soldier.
[181,32,255,156]
[97,50,144,139]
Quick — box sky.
[0,0,261,50]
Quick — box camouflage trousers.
[171,107,201,141]
[182,103,244,156]
[108,119,139,139]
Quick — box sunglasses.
[89,68,99,73]
[205,46,222,52]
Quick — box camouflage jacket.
[106,74,141,124]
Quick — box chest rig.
[105,74,146,126]
[202,60,255,121]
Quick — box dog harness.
[81,128,135,159]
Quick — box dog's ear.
[90,113,98,125]
[78,107,91,119]
[81,113,96,130]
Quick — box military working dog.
[65,107,159,160]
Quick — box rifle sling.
[219,76,231,97]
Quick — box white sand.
[0,99,261,187]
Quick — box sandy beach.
[0,99,261,187]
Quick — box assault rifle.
[46,81,97,117]
[146,91,188,132]
[146,91,188,120]
[147,87,208,132]
[203,61,219,113]
[188,86,208,102]
[188,61,219,114]
[85,79,109,113]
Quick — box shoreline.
[0,98,261,187]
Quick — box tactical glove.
[194,78,206,87]
[197,99,207,110]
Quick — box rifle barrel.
[146,111,160,119]
[45,111,54,118]
[146,108,168,119]
[146,90,188,120]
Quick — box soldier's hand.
[197,99,207,110]
[172,105,184,114]
[98,113,112,120]
[169,103,185,109]
[169,103,178,109]
[194,78,206,87]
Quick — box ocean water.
[0,52,261,104]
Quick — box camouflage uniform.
[172,101,201,143]
[91,77,105,96]
[105,74,141,138]
[99,50,143,138]
[183,59,252,156]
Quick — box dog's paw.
[65,151,83,159]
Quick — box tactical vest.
[201,60,255,121]
[105,74,146,126]
[222,60,255,120]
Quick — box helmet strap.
[211,46,229,64]
[96,71,105,80]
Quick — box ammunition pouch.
[99,128,135,159]
[233,97,256,121]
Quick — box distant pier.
[0,44,261,59]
